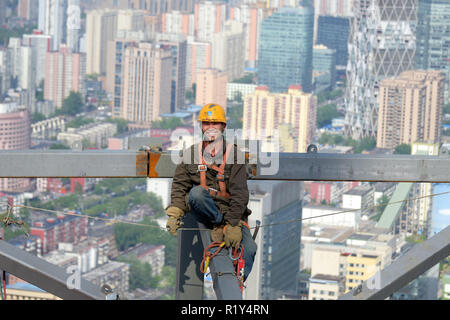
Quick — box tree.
[232,73,255,84]
[371,194,390,222]
[106,117,129,135]
[394,144,411,155]
[31,112,46,123]
[316,104,340,128]
[67,117,94,128]
[443,103,450,115]
[151,117,183,130]
[116,256,157,290]
[49,143,70,150]
[59,91,84,116]
[226,104,243,129]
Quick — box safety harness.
[200,221,251,294]
[197,141,249,293]
[197,142,233,199]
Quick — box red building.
[30,214,88,255]
[47,178,65,194]
[70,178,85,193]
[310,181,361,205]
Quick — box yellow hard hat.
[198,103,226,124]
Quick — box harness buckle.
[208,187,219,196]
[198,164,207,172]
[217,174,225,181]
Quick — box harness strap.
[198,142,233,199]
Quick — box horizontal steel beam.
[1,150,450,182]
[0,150,145,178]
[339,225,450,300]
[0,240,106,300]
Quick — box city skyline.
[0,0,449,301]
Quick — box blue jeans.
[187,185,257,281]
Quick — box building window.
[329,291,335,296]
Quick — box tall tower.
[415,0,450,102]
[121,43,172,125]
[86,9,118,76]
[39,0,68,51]
[345,0,418,139]
[258,6,314,93]
[0,103,31,192]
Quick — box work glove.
[166,206,184,236]
[223,222,242,248]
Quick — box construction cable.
[4,189,450,233]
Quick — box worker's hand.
[165,206,184,236]
[223,223,242,248]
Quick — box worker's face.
[202,122,225,141]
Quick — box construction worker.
[165,103,257,281]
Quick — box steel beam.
[255,152,450,182]
[0,150,143,178]
[176,215,242,300]
[175,214,205,300]
[0,240,105,300]
[1,150,450,182]
[338,225,450,300]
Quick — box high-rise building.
[376,70,445,149]
[243,180,304,300]
[0,1,6,26]
[121,42,172,125]
[44,45,86,108]
[129,0,195,15]
[38,0,68,51]
[7,38,22,80]
[0,103,31,192]
[18,45,37,109]
[22,32,52,86]
[105,38,140,117]
[66,0,81,52]
[415,0,450,102]
[313,0,354,16]
[229,5,265,69]
[185,39,212,90]
[195,68,227,108]
[161,11,195,36]
[313,44,337,90]
[258,6,314,93]
[345,0,418,139]
[194,1,226,41]
[86,9,118,76]
[0,49,12,96]
[243,85,317,153]
[316,15,350,67]
[155,33,188,112]
[211,20,246,82]
[18,0,39,22]
[117,9,145,32]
